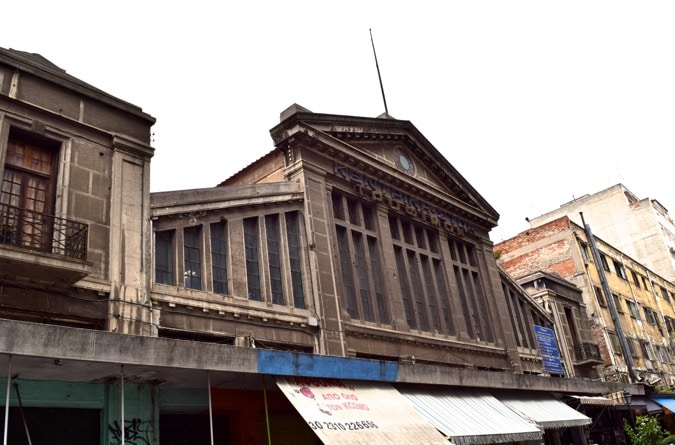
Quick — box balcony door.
[1,134,57,251]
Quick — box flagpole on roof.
[370,29,389,116]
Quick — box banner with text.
[276,376,449,445]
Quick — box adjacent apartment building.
[0,47,630,445]
[528,184,675,282]
[496,216,675,388]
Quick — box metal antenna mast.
[369,28,389,115]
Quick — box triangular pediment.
[270,107,499,229]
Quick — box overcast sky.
[4,1,674,241]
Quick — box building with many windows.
[149,103,570,373]
[495,216,675,386]
[0,48,634,445]
[528,184,675,282]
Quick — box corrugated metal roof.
[498,392,591,429]
[399,387,542,445]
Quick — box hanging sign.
[534,325,564,374]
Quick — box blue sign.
[533,325,564,374]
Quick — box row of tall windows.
[390,214,454,336]
[332,189,494,342]
[332,192,388,324]
[154,211,305,309]
[502,281,550,350]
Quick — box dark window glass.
[408,249,429,331]
[183,226,202,290]
[155,230,174,285]
[389,215,400,241]
[347,197,360,225]
[266,214,284,305]
[435,259,455,336]
[336,226,356,317]
[244,217,262,301]
[362,203,375,231]
[210,222,228,295]
[395,246,416,329]
[286,212,305,309]
[353,232,373,321]
[421,255,441,331]
[332,191,345,221]
[369,236,388,323]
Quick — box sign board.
[533,325,564,374]
[276,376,449,445]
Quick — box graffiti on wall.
[109,418,152,445]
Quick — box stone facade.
[0,49,636,445]
[149,103,584,376]
[0,48,155,335]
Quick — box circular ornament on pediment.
[394,146,415,176]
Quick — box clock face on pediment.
[394,146,415,176]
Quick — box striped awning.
[570,395,615,406]
[398,387,543,445]
[608,390,631,405]
[497,392,591,429]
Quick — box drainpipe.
[121,365,125,445]
[3,356,11,445]
[580,213,641,383]
[207,372,214,445]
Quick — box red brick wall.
[495,217,576,280]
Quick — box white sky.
[4,1,674,242]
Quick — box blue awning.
[651,396,675,413]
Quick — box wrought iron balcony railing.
[0,203,88,260]
[577,341,602,362]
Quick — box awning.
[642,397,664,414]
[398,387,542,445]
[650,395,675,413]
[497,392,592,429]
[611,395,663,414]
[569,395,615,406]
[276,376,450,445]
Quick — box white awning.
[398,387,543,445]
[276,376,450,445]
[570,395,616,406]
[497,392,592,429]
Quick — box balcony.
[0,203,91,286]
[575,341,603,364]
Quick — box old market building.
[0,47,639,445]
